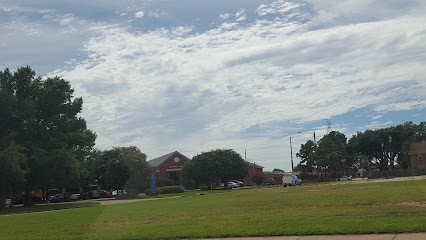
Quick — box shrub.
[156,178,175,187]
[181,179,196,190]
[297,172,319,183]
[158,186,184,194]
[298,172,318,180]
[144,186,184,195]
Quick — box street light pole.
[290,137,294,173]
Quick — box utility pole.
[290,137,294,173]
[245,149,247,161]
[313,132,317,145]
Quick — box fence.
[368,169,426,179]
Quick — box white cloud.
[135,11,145,18]
[148,9,166,18]
[3,0,425,171]
[219,13,230,19]
[358,121,394,131]
[54,10,426,171]
[371,115,383,120]
[256,0,302,16]
[235,9,246,21]
[374,100,426,112]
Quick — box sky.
[1,0,425,172]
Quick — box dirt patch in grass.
[394,202,426,207]
[354,186,382,189]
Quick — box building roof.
[247,161,263,168]
[147,151,191,167]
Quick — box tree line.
[295,122,426,180]
[0,67,250,210]
[0,67,155,209]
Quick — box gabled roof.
[247,161,263,168]
[148,151,191,167]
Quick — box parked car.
[13,194,42,205]
[70,193,80,201]
[5,199,13,207]
[49,193,71,203]
[212,183,225,189]
[78,192,89,200]
[12,196,25,205]
[99,190,112,198]
[263,178,277,185]
[227,182,239,188]
[88,190,100,199]
[230,180,244,187]
[339,176,352,181]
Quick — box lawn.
[0,201,100,215]
[1,179,426,240]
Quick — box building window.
[419,155,424,161]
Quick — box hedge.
[145,186,185,195]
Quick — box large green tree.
[182,149,248,189]
[295,140,316,172]
[90,146,152,193]
[0,67,96,206]
[348,122,426,171]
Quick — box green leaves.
[90,146,151,193]
[182,149,248,188]
[0,67,96,203]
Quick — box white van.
[282,175,302,187]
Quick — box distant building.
[148,151,191,185]
[408,142,426,170]
[243,162,264,185]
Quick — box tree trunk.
[23,184,33,207]
[0,194,6,211]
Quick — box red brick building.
[243,162,264,185]
[409,142,426,169]
[148,151,191,185]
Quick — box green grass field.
[1,180,426,240]
[0,201,100,215]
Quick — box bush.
[298,172,318,180]
[159,186,184,194]
[297,172,319,183]
[181,179,196,190]
[156,178,175,187]
[144,186,184,195]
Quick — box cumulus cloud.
[256,0,302,16]
[135,11,145,18]
[219,13,230,19]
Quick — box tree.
[272,168,284,172]
[252,175,264,187]
[0,143,26,210]
[348,121,426,172]
[0,67,96,206]
[296,140,316,173]
[182,149,248,189]
[91,146,151,193]
[317,131,348,177]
